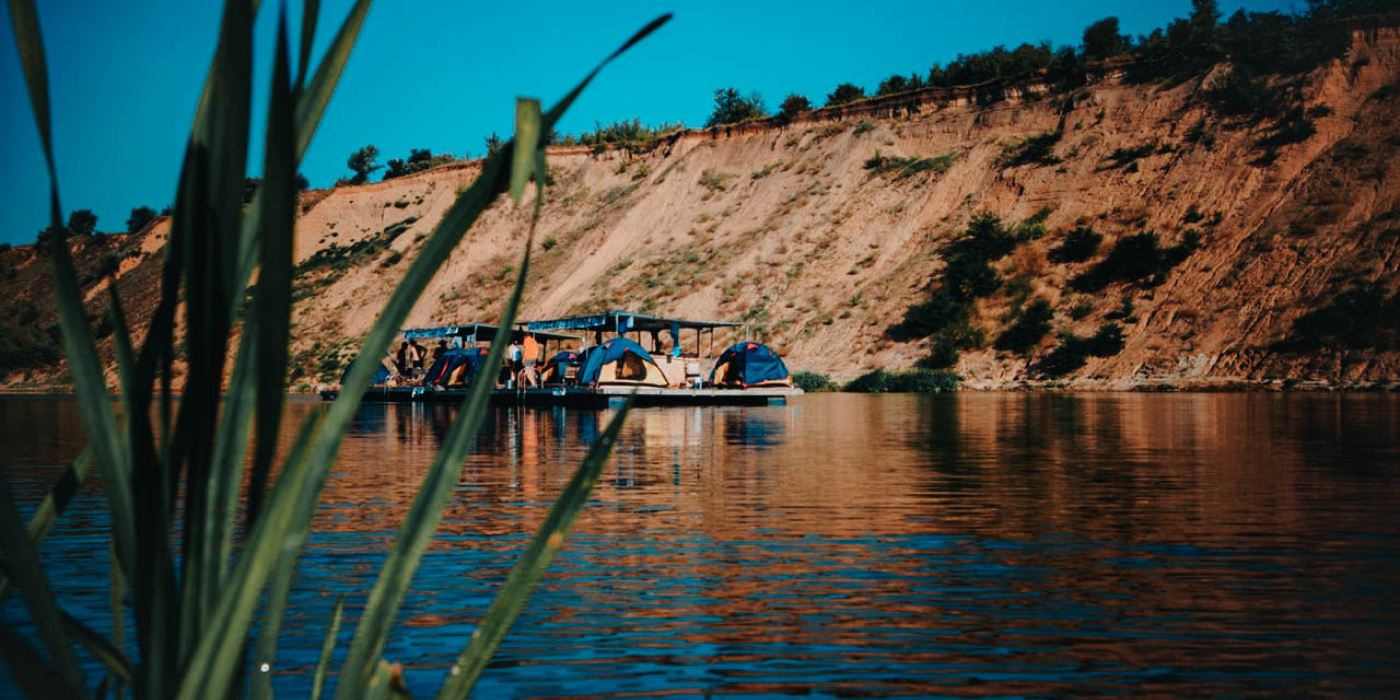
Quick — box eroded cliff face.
[4,27,1399,391]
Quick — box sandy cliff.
[3,26,1399,391]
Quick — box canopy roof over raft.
[524,310,745,358]
[524,309,742,334]
[401,322,579,343]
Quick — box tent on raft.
[341,356,395,387]
[576,337,668,387]
[709,342,793,388]
[424,346,491,387]
[539,350,581,385]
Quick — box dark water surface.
[3,393,1399,698]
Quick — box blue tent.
[576,337,667,386]
[540,350,580,384]
[342,358,393,386]
[425,347,489,387]
[709,342,792,387]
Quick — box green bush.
[1071,230,1200,292]
[1034,322,1126,377]
[949,212,1018,262]
[1283,285,1400,350]
[876,73,926,96]
[826,82,865,106]
[706,87,767,127]
[844,368,960,393]
[1000,130,1063,167]
[1048,226,1102,263]
[0,303,61,374]
[864,151,957,178]
[944,254,1001,299]
[126,205,158,233]
[1205,67,1280,118]
[1256,106,1316,150]
[1106,140,1158,168]
[920,336,960,369]
[897,288,966,339]
[383,148,456,180]
[777,94,811,122]
[995,299,1054,354]
[793,370,837,392]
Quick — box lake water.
[3,393,1399,698]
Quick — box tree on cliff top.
[776,94,811,122]
[127,206,157,233]
[347,144,381,185]
[66,209,97,237]
[706,87,767,127]
[1082,17,1132,61]
[825,82,865,106]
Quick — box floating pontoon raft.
[321,311,802,406]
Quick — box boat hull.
[319,385,802,407]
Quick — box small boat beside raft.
[320,310,802,407]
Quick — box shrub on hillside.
[948,212,1018,262]
[346,144,381,184]
[1071,230,1201,291]
[1000,131,1063,167]
[843,368,960,393]
[825,83,865,106]
[1082,17,1133,61]
[384,148,455,180]
[126,206,157,233]
[1206,68,1280,119]
[1048,226,1102,263]
[793,371,837,392]
[864,151,958,179]
[995,299,1054,354]
[876,73,926,96]
[777,94,811,122]
[706,87,767,127]
[0,303,61,375]
[1282,285,1400,350]
[1033,322,1126,377]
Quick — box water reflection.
[2,394,1399,698]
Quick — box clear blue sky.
[1,0,1293,246]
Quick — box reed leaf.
[435,398,632,699]
[109,535,125,700]
[248,12,301,531]
[0,623,85,700]
[175,0,254,658]
[180,19,667,698]
[7,0,139,596]
[0,472,85,689]
[0,448,91,604]
[60,610,134,685]
[310,595,345,700]
[296,0,320,89]
[336,107,539,692]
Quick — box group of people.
[505,333,541,388]
[386,333,543,388]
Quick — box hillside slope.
[4,26,1400,391]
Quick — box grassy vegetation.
[1281,285,1400,351]
[1034,322,1126,377]
[1048,226,1102,263]
[1000,131,1063,167]
[699,169,735,192]
[1105,141,1158,168]
[0,303,61,375]
[864,151,958,179]
[843,368,960,393]
[1071,230,1201,292]
[995,299,1054,355]
[0,6,668,700]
